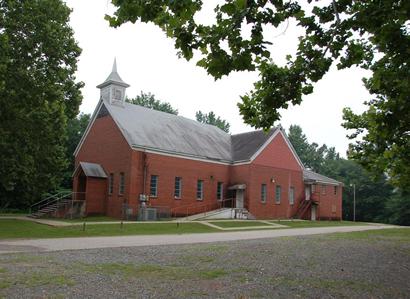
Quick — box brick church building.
[72,61,343,220]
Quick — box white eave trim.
[244,128,305,169]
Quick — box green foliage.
[288,124,408,225]
[126,92,178,115]
[108,0,409,191]
[0,0,83,209]
[195,111,230,133]
[61,113,91,188]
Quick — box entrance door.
[236,190,244,208]
[311,205,317,221]
[305,185,311,201]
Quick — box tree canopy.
[127,92,178,115]
[195,111,230,133]
[288,124,408,225]
[107,0,409,191]
[0,0,83,209]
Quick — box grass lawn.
[0,219,219,239]
[208,220,272,228]
[269,220,368,228]
[50,216,119,223]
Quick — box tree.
[0,0,83,209]
[127,92,178,115]
[107,1,409,191]
[61,113,91,189]
[288,124,396,223]
[195,111,230,133]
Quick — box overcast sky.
[65,0,371,156]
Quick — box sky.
[65,0,371,156]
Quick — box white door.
[236,190,244,208]
[305,186,311,201]
[311,205,317,221]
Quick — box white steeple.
[97,58,130,106]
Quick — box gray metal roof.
[104,100,233,162]
[231,129,277,161]
[303,169,341,185]
[79,162,107,178]
[96,59,130,89]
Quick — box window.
[261,184,267,203]
[113,88,122,101]
[289,187,295,205]
[321,185,326,195]
[174,177,182,199]
[311,184,316,193]
[119,172,125,195]
[217,182,223,200]
[334,186,337,195]
[108,173,114,195]
[275,185,281,204]
[197,180,204,200]
[150,175,158,197]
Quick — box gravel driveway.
[0,231,409,298]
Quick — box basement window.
[197,180,204,200]
[119,172,125,195]
[217,182,223,200]
[261,184,267,203]
[174,177,182,199]
[150,175,158,197]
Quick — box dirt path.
[0,225,397,253]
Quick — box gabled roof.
[303,169,341,186]
[231,129,278,162]
[74,162,107,178]
[104,100,232,162]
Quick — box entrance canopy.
[73,162,107,178]
[228,184,246,190]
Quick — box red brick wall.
[253,132,302,171]
[311,184,343,220]
[247,165,304,219]
[75,114,133,218]
[141,152,231,216]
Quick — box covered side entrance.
[73,162,108,216]
[228,184,246,208]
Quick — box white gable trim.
[73,99,104,157]
[244,128,305,169]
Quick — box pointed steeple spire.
[97,58,130,89]
[97,58,130,106]
[112,57,117,73]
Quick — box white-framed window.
[150,175,158,197]
[174,177,182,199]
[289,187,295,205]
[261,184,267,203]
[197,180,204,200]
[321,184,326,195]
[311,184,316,193]
[217,182,223,200]
[108,173,114,195]
[275,185,281,204]
[119,172,125,195]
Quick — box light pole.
[350,183,356,221]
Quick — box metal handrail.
[30,190,72,209]
[171,198,235,218]
[30,191,86,214]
